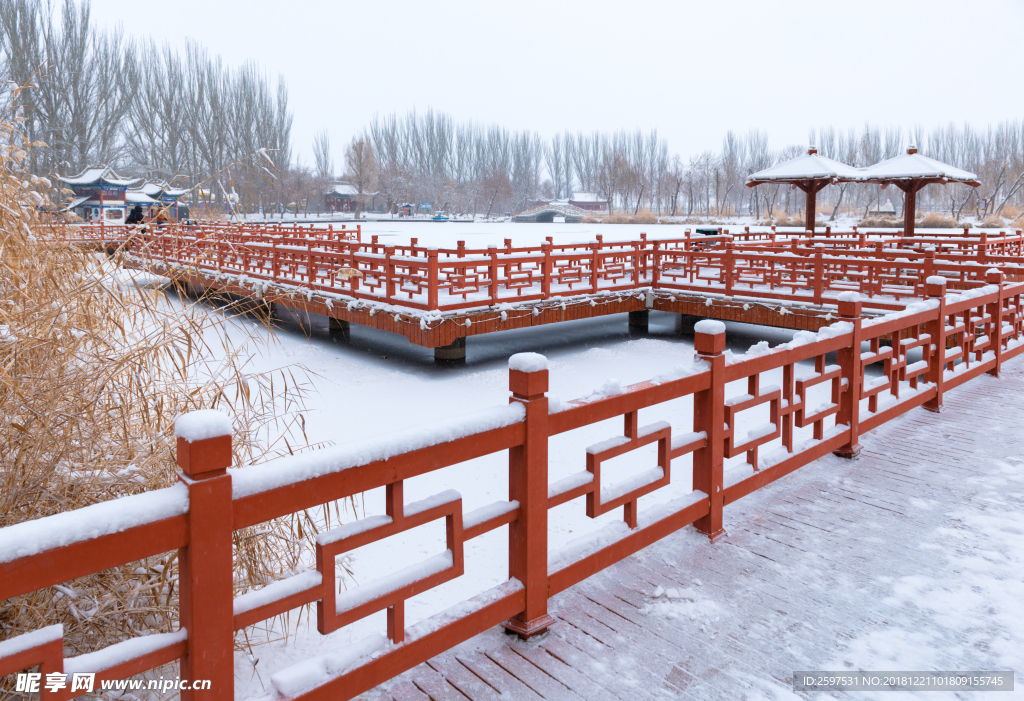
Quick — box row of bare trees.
[4,0,1021,221]
[319,112,1024,222]
[0,0,292,209]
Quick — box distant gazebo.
[859,146,980,236]
[747,147,862,232]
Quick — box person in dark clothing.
[125,205,144,225]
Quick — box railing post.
[693,322,726,541]
[488,245,499,305]
[541,242,552,299]
[590,242,600,294]
[833,293,864,458]
[724,243,735,297]
[813,244,825,304]
[987,269,1004,377]
[504,354,553,640]
[427,249,439,309]
[175,410,235,701]
[922,249,935,289]
[924,277,948,413]
[385,245,395,300]
[652,241,662,289]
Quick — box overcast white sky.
[88,0,1024,165]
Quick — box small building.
[59,167,142,223]
[568,192,608,212]
[324,182,380,212]
[127,183,191,220]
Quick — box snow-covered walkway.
[355,357,1024,700]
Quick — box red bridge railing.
[116,226,1024,314]
[2,273,1022,698]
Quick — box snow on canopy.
[131,182,189,201]
[125,191,159,204]
[860,148,980,185]
[747,150,863,184]
[58,166,142,188]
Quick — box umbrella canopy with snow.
[859,147,980,236]
[747,148,863,232]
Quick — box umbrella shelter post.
[799,178,831,234]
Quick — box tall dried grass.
[981,215,1006,228]
[919,213,959,228]
[0,116,340,662]
[602,212,632,224]
[859,215,903,228]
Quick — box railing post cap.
[175,410,232,478]
[837,291,863,318]
[509,360,549,398]
[986,268,1004,284]
[694,319,726,355]
[925,275,947,297]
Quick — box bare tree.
[344,134,377,218]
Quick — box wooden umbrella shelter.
[746,147,862,232]
[859,146,980,237]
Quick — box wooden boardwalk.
[356,363,1024,699]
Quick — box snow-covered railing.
[110,226,1024,325]
[3,273,1024,699]
[38,220,363,246]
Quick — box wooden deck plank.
[357,366,1024,700]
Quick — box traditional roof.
[747,149,863,184]
[133,182,190,201]
[126,191,160,204]
[59,166,142,188]
[62,195,91,212]
[570,192,606,203]
[330,183,359,197]
[860,148,980,186]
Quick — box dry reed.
[0,110,347,680]
[859,215,903,228]
[919,213,959,228]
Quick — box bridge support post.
[693,322,726,541]
[675,314,701,334]
[924,277,947,413]
[504,356,553,639]
[628,309,649,334]
[434,337,466,362]
[833,294,863,459]
[329,317,350,339]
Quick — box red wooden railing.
[2,272,1022,698]
[110,226,1024,314]
[40,221,363,246]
